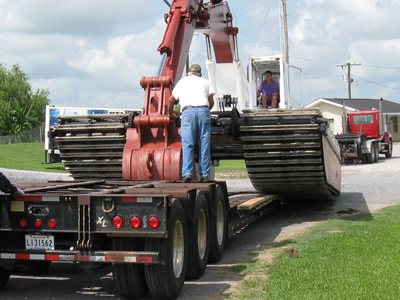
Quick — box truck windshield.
[352,115,374,125]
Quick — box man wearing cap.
[168,64,214,183]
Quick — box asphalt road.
[1,144,399,299]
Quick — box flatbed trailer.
[0,180,280,299]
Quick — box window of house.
[328,119,335,132]
[393,117,398,133]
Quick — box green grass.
[216,160,246,171]
[0,143,246,175]
[215,160,247,178]
[230,205,400,300]
[0,143,66,173]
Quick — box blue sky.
[1,0,399,109]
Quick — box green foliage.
[0,63,50,136]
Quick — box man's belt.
[182,105,209,112]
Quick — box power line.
[236,0,274,18]
[351,74,400,91]
[362,64,400,70]
[292,56,339,65]
[250,3,272,56]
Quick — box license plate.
[25,235,55,250]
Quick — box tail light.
[130,216,142,229]
[148,216,160,229]
[48,219,57,228]
[34,219,42,228]
[19,220,27,227]
[112,215,124,228]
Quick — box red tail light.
[48,219,57,228]
[130,216,142,229]
[112,215,124,229]
[19,220,27,227]
[148,216,160,229]
[34,219,42,228]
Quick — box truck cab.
[347,110,380,139]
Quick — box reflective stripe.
[0,253,156,264]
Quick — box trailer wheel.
[16,261,51,274]
[0,268,10,290]
[145,200,187,300]
[208,184,227,263]
[386,141,393,158]
[186,191,210,279]
[112,238,148,299]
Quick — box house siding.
[308,102,350,135]
[389,116,400,142]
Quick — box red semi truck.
[336,109,393,164]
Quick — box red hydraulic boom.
[122,0,238,181]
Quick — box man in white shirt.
[168,64,214,183]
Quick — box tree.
[0,63,50,136]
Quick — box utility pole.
[280,0,289,64]
[337,62,361,134]
[337,62,361,99]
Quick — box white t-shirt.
[172,75,213,109]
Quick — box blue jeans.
[181,107,211,177]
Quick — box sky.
[1,0,400,109]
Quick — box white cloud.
[68,19,165,92]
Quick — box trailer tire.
[386,141,393,158]
[16,261,51,274]
[112,238,148,299]
[186,192,210,279]
[145,200,187,300]
[208,184,227,263]
[0,268,10,290]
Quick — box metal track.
[51,114,130,180]
[240,109,339,199]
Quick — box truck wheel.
[208,184,227,263]
[0,268,10,290]
[112,238,148,299]
[367,144,375,164]
[145,200,187,300]
[361,154,368,164]
[16,261,51,274]
[385,142,393,158]
[186,191,209,279]
[374,143,379,163]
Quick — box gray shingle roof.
[320,98,400,113]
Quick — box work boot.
[200,176,210,183]
[182,175,192,183]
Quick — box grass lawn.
[0,143,247,176]
[215,160,247,178]
[230,205,400,300]
[0,143,66,173]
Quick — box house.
[305,98,400,141]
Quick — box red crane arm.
[123,0,238,181]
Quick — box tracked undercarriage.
[51,114,133,180]
[52,109,341,200]
[239,109,341,199]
